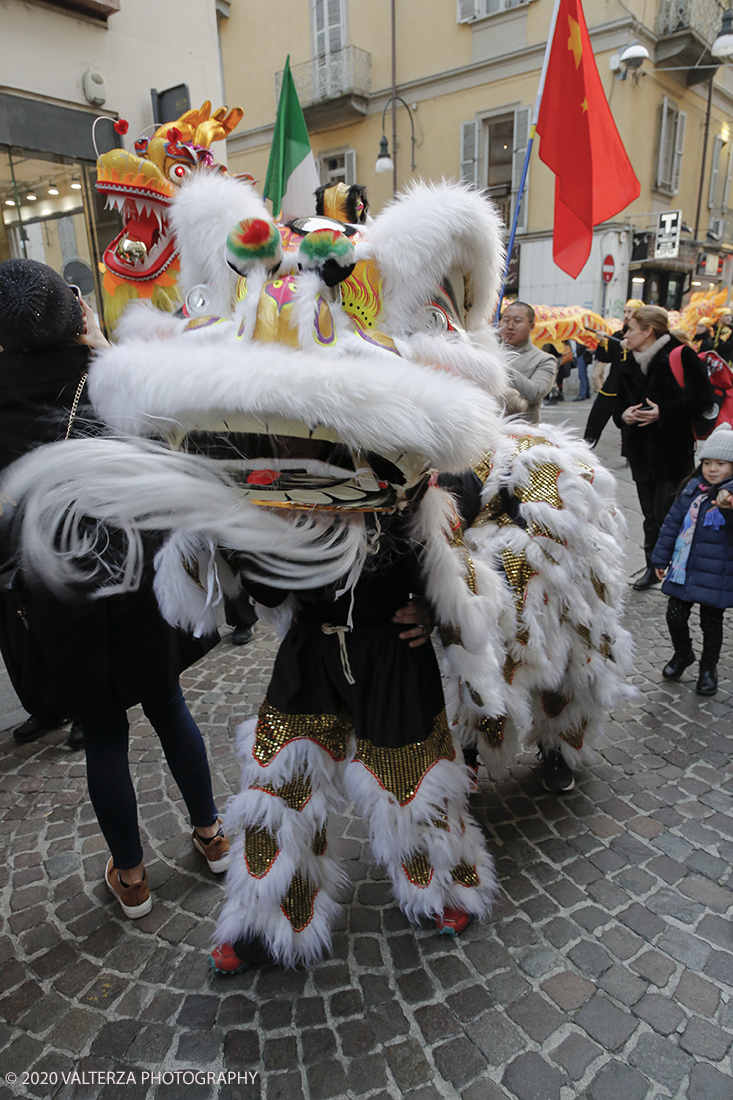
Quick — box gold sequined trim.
[252,772,313,811]
[473,507,515,529]
[473,452,493,484]
[312,823,327,856]
[451,861,480,887]
[515,463,564,510]
[253,702,352,766]
[402,853,433,887]
[590,572,607,602]
[432,807,450,832]
[354,710,456,806]
[477,714,506,748]
[438,623,464,649]
[600,634,614,660]
[560,721,587,750]
[575,623,592,648]
[181,556,204,589]
[244,826,280,878]
[510,435,550,457]
[578,461,594,482]
[501,548,536,614]
[528,521,565,545]
[280,872,317,932]
[503,653,521,684]
[541,691,571,719]
[448,526,477,594]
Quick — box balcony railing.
[656,0,722,43]
[275,47,371,127]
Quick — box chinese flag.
[536,0,640,278]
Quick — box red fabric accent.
[113,119,129,135]
[669,345,685,388]
[536,0,640,277]
[247,469,280,485]
[240,219,273,246]
[166,127,182,144]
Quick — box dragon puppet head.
[5,172,514,632]
[96,102,244,332]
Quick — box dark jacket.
[0,342,217,720]
[652,474,733,609]
[614,336,713,483]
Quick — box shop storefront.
[0,94,121,329]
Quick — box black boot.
[633,566,661,591]
[662,651,695,681]
[696,665,718,695]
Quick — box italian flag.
[264,56,320,222]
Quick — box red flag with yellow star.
[536,0,639,278]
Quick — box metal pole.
[694,75,713,242]
[494,0,563,319]
[391,0,397,197]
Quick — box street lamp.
[712,8,733,57]
[374,96,416,193]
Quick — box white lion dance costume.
[4,171,633,968]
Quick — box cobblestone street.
[0,399,731,1100]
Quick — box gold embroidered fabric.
[509,435,550,457]
[541,692,571,719]
[473,507,515,530]
[477,714,506,748]
[515,463,564,510]
[600,634,615,660]
[500,548,536,614]
[560,720,588,750]
[503,653,521,684]
[527,520,565,545]
[312,824,327,856]
[448,526,477,594]
[250,770,310,814]
[432,807,450,832]
[252,772,313,811]
[467,684,485,708]
[472,452,493,484]
[253,702,352,766]
[578,461,594,481]
[590,572,607,601]
[451,861,480,887]
[281,872,317,932]
[402,853,433,887]
[244,826,280,878]
[575,623,592,648]
[354,710,456,805]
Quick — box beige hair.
[631,304,669,338]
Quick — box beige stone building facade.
[221,0,733,317]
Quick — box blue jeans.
[577,357,590,399]
[81,683,218,870]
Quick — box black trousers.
[633,475,678,564]
[667,597,725,666]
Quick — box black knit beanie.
[0,258,84,351]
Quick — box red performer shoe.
[209,942,251,975]
[435,907,472,936]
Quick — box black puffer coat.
[0,341,217,720]
[652,475,733,609]
[614,335,713,483]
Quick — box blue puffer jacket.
[652,475,733,608]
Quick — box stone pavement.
[1,396,732,1100]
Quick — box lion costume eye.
[168,162,191,182]
[416,304,450,334]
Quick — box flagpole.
[494,0,564,322]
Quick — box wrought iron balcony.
[655,0,725,83]
[275,47,371,129]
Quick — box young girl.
[652,423,733,696]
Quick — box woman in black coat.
[0,259,227,920]
[614,305,713,590]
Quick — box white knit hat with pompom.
[697,422,733,464]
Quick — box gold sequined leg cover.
[342,709,497,923]
[216,706,352,968]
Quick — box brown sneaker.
[192,819,231,874]
[105,858,152,918]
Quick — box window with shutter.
[313,0,344,58]
[511,105,531,233]
[461,120,479,186]
[344,149,356,186]
[671,111,686,195]
[709,135,723,209]
[724,146,733,211]
[457,0,479,22]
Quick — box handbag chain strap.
[65,373,88,440]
